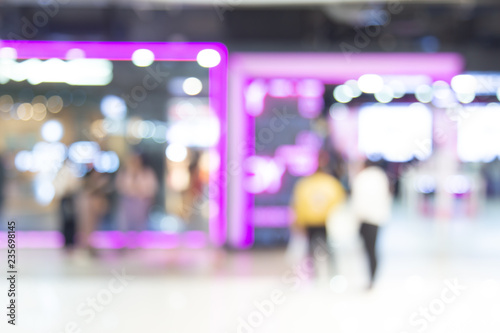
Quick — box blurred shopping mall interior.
[1,0,500,332]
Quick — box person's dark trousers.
[61,195,76,248]
[359,222,379,286]
[305,225,334,277]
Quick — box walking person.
[77,168,111,256]
[351,159,392,289]
[290,150,346,277]
[116,153,158,248]
[53,160,81,251]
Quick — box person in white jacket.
[351,160,392,288]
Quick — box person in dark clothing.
[53,161,81,251]
[351,160,393,289]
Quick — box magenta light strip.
[0,40,221,61]
[0,231,64,248]
[0,231,209,249]
[0,40,227,247]
[209,45,228,247]
[228,52,464,248]
[230,53,464,83]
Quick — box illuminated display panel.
[0,41,227,248]
[457,104,500,163]
[358,103,433,162]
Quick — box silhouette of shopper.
[351,160,392,289]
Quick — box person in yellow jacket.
[291,150,346,275]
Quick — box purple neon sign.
[0,40,228,248]
[229,53,464,248]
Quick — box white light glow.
[168,77,190,96]
[374,86,394,103]
[166,143,188,162]
[357,74,384,94]
[358,104,433,162]
[15,151,33,172]
[432,82,456,108]
[329,103,349,120]
[415,84,433,103]
[129,118,143,139]
[35,180,56,205]
[132,49,155,67]
[102,119,121,134]
[70,163,89,178]
[432,81,452,99]
[166,117,220,148]
[17,103,33,121]
[152,124,168,143]
[196,49,221,68]
[457,104,500,162]
[333,85,353,103]
[34,179,55,206]
[68,141,100,164]
[32,142,67,173]
[0,58,113,86]
[344,80,362,98]
[0,47,17,59]
[138,120,155,139]
[451,75,477,94]
[32,103,47,121]
[381,74,432,94]
[456,92,475,104]
[94,151,120,173]
[101,95,127,120]
[445,175,470,194]
[174,100,198,119]
[0,95,13,112]
[388,80,406,98]
[182,77,203,96]
[159,215,182,232]
[415,175,435,194]
[41,120,64,142]
[244,156,286,194]
[47,96,63,113]
[65,48,86,60]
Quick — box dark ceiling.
[1,3,500,70]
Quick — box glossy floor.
[1,206,500,333]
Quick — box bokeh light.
[41,120,64,142]
[196,49,221,68]
[182,77,203,96]
[131,49,155,67]
[166,143,188,162]
[101,95,127,120]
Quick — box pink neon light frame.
[0,231,208,249]
[0,40,228,248]
[228,52,464,248]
